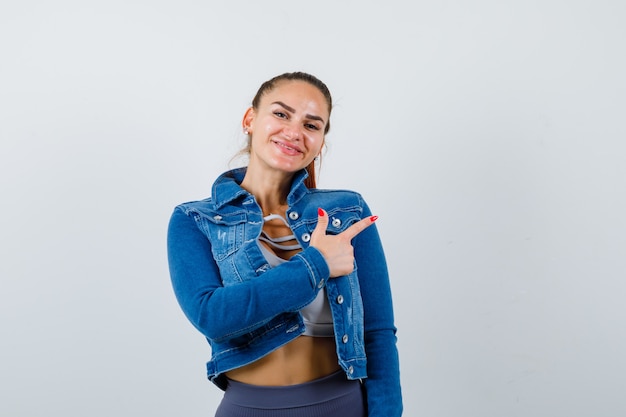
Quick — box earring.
[243,129,249,135]
[314,155,320,161]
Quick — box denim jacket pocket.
[324,206,363,235]
[294,205,363,240]
[190,209,249,262]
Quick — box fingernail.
[318,208,325,216]
[370,215,378,222]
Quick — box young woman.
[167,72,402,416]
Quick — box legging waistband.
[223,370,360,409]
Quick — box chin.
[269,160,308,173]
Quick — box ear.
[242,107,255,132]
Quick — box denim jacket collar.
[211,167,310,209]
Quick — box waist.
[225,335,340,386]
[224,370,360,408]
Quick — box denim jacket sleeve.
[355,200,403,417]
[167,206,330,342]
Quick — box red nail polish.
[318,208,325,216]
[370,215,378,222]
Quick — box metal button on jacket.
[342,334,349,343]
[337,295,344,304]
[288,211,299,220]
[332,217,341,228]
[301,233,311,242]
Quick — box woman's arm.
[354,199,403,417]
[167,207,330,342]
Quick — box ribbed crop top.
[259,214,334,337]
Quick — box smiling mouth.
[272,140,302,154]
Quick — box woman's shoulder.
[173,196,215,216]
[303,187,368,209]
[307,187,364,200]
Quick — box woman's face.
[244,80,329,175]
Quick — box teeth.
[276,141,299,152]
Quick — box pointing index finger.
[340,215,378,241]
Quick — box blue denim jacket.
[167,168,402,416]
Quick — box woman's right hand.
[310,208,378,278]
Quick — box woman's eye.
[305,123,320,131]
[274,111,287,118]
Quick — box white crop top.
[259,214,334,337]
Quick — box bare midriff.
[225,335,340,386]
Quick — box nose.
[283,124,303,141]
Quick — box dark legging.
[214,370,366,417]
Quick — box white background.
[1,1,625,416]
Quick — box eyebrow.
[272,101,326,124]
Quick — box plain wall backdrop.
[1,1,625,416]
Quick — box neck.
[240,164,294,214]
